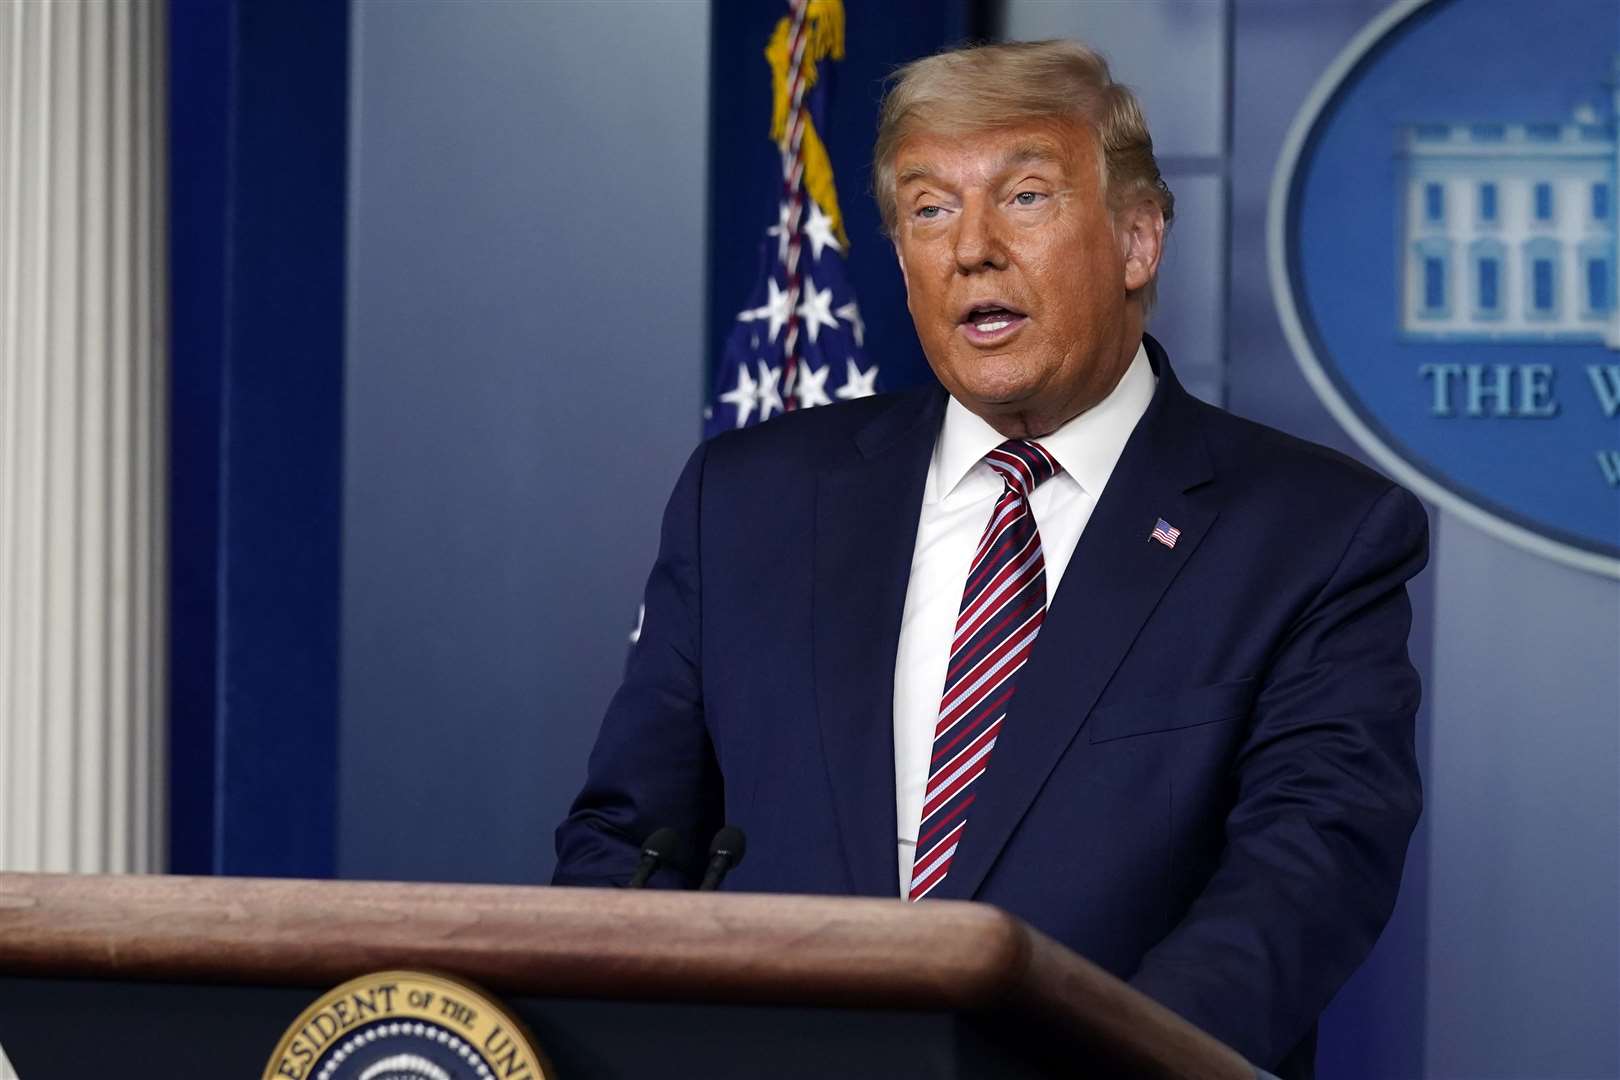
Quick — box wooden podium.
[0,872,1253,1078]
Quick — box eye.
[1012,191,1046,207]
[915,205,944,220]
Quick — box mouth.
[957,302,1028,347]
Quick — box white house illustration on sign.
[1400,54,1619,349]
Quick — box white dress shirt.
[892,343,1156,892]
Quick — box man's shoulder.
[1180,392,1425,545]
[704,384,941,474]
[1190,394,1398,501]
[1166,390,1430,607]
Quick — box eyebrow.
[895,137,1068,194]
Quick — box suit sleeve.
[552,443,723,888]
[1128,484,1429,1069]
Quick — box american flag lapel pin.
[1150,517,1182,549]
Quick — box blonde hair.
[873,40,1174,302]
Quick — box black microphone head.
[642,827,688,865]
[708,825,746,866]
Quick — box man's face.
[891,117,1161,438]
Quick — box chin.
[969,394,1032,412]
[955,376,1039,410]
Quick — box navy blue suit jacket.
[555,337,1426,1077]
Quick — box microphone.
[626,827,687,889]
[697,825,747,892]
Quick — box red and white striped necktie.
[909,439,1062,901]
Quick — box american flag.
[1150,518,1182,548]
[704,0,879,439]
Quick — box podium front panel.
[0,976,1060,1079]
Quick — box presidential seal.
[262,970,553,1080]
[1271,0,1620,577]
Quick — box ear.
[892,235,910,293]
[1116,200,1165,293]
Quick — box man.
[554,41,1425,1080]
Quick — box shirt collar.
[931,341,1156,502]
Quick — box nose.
[952,196,1007,273]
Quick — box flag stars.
[719,362,760,428]
[796,275,839,344]
[715,173,882,433]
[756,361,785,420]
[802,200,843,261]
[737,277,795,343]
[836,358,879,400]
[766,199,795,264]
[834,299,865,348]
[796,361,832,408]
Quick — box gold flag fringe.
[765,0,851,250]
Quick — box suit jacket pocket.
[1087,678,1257,744]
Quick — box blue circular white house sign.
[1270,0,1620,577]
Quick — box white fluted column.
[0,1,168,1068]
[0,0,167,892]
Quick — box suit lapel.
[813,387,945,898]
[930,341,1220,901]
